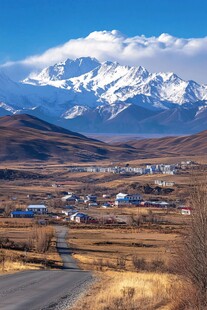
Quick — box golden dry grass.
[0,225,62,273]
[73,271,180,310]
[69,227,178,272]
[0,247,62,275]
[0,248,43,274]
[0,259,41,274]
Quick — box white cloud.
[2,30,207,84]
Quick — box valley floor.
[0,155,206,310]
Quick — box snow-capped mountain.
[0,56,207,134]
[23,57,207,109]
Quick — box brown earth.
[117,130,207,157]
[0,114,135,162]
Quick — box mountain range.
[0,56,207,134]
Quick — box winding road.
[0,226,92,310]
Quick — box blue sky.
[1,0,207,83]
[1,0,207,62]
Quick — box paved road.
[0,226,92,310]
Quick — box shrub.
[116,256,126,270]
[132,256,147,271]
[150,258,166,272]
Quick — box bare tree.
[32,226,54,253]
[3,202,14,216]
[174,178,207,307]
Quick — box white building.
[154,180,175,187]
[27,205,48,214]
[115,193,142,207]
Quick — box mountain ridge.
[24,57,207,108]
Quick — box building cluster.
[61,207,126,224]
[145,164,177,175]
[61,192,97,205]
[11,205,48,218]
[68,163,177,175]
[154,180,175,187]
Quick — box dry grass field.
[67,205,189,310]
[68,219,180,271]
[68,214,191,310]
[0,220,62,273]
[72,271,183,310]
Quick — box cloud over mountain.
[2,30,207,83]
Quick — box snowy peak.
[24,57,101,85]
[62,105,90,119]
[96,103,131,120]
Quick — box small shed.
[85,195,97,202]
[70,212,88,222]
[61,194,77,202]
[181,207,192,215]
[75,213,89,223]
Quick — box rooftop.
[28,205,47,209]
[11,211,34,215]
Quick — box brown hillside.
[0,114,135,162]
[120,131,207,157]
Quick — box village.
[8,189,192,224]
[0,158,199,226]
[67,160,196,175]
